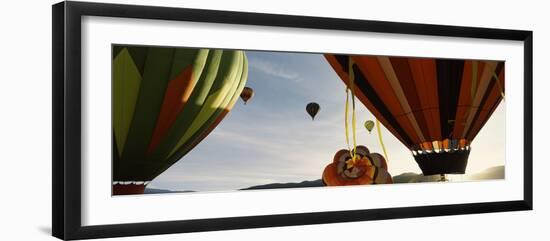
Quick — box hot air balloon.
[240,86,254,104]
[364,120,375,133]
[112,46,248,195]
[322,145,393,186]
[306,102,320,120]
[325,54,504,176]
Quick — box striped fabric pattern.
[325,55,504,152]
[113,46,248,182]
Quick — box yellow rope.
[345,88,351,153]
[345,57,358,167]
[349,58,358,161]
[344,89,356,168]
[376,119,389,164]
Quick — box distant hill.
[143,165,504,193]
[241,165,505,189]
[392,165,505,183]
[392,172,441,183]
[241,179,324,190]
[143,188,195,194]
[467,165,504,180]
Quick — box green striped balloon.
[113,46,248,182]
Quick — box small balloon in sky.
[306,102,320,120]
[240,87,254,104]
[364,120,375,133]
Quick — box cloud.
[248,56,303,82]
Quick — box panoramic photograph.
[111,45,505,195]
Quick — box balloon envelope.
[306,102,320,120]
[325,54,504,175]
[113,46,248,183]
[322,146,392,186]
[240,86,254,104]
[364,120,375,133]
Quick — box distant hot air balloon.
[306,102,320,120]
[325,54,504,176]
[112,46,248,195]
[240,86,254,104]
[364,120,375,133]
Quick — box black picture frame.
[52,1,533,240]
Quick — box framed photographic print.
[52,1,533,240]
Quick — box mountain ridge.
[144,165,504,193]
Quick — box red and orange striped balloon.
[325,55,504,175]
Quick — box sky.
[147,51,505,192]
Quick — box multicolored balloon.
[322,145,393,186]
[112,46,248,194]
[325,55,504,175]
[240,86,254,104]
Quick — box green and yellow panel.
[112,45,248,194]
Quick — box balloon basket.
[414,149,470,176]
[112,183,146,195]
